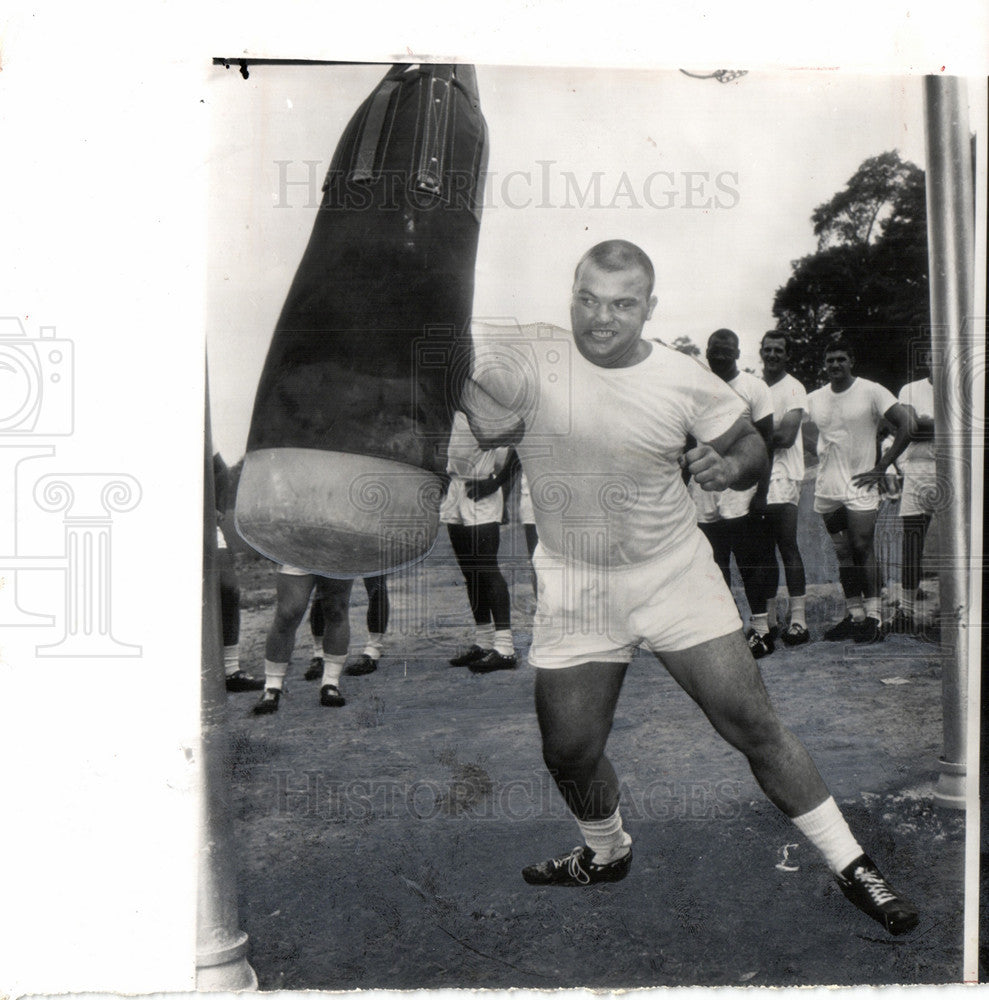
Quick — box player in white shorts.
[759,331,810,646]
[689,328,776,658]
[806,338,914,644]
[465,240,917,935]
[252,564,356,714]
[442,410,517,672]
[888,356,939,636]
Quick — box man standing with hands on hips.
[466,240,917,936]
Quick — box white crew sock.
[475,623,495,650]
[846,597,866,622]
[493,629,515,657]
[363,633,385,660]
[577,809,632,864]
[223,645,240,676]
[749,613,769,636]
[263,660,288,691]
[766,597,779,630]
[321,654,346,689]
[864,597,881,623]
[791,796,863,874]
[790,595,807,628]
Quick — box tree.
[772,151,929,391]
[671,335,701,357]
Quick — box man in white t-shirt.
[889,355,939,636]
[806,338,914,644]
[759,331,810,646]
[464,241,916,936]
[689,329,777,657]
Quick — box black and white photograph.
[0,2,985,996]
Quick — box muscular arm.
[683,415,769,492]
[851,402,916,490]
[461,378,525,449]
[772,408,804,450]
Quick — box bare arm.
[461,378,525,449]
[772,408,804,450]
[851,402,916,491]
[683,415,769,492]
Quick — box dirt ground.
[220,510,965,990]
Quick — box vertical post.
[922,75,975,809]
[197,363,257,990]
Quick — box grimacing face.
[570,261,657,369]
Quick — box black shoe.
[835,854,919,936]
[469,650,518,673]
[449,644,489,667]
[824,614,857,641]
[320,684,346,707]
[522,845,632,886]
[304,656,324,681]
[746,628,774,659]
[780,622,810,646]
[852,616,884,644]
[345,654,378,676]
[252,688,281,715]
[225,670,265,692]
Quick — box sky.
[205,65,934,462]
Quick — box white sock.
[321,654,345,689]
[493,629,515,657]
[476,623,495,649]
[846,597,865,622]
[750,613,769,636]
[224,645,240,676]
[864,597,881,623]
[577,809,631,863]
[790,595,807,628]
[263,660,288,691]
[901,593,915,616]
[363,633,384,660]
[791,797,863,874]
[766,597,779,630]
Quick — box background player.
[806,338,914,644]
[759,331,811,645]
[306,576,390,677]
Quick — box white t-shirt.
[807,377,897,503]
[690,369,772,522]
[897,377,936,475]
[445,409,509,480]
[471,324,744,567]
[766,372,807,484]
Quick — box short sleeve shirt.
[807,377,897,503]
[766,372,807,483]
[471,324,744,567]
[897,378,936,475]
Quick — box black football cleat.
[345,654,378,676]
[835,854,919,936]
[319,684,346,707]
[824,614,857,641]
[522,845,632,887]
[252,688,281,715]
[449,644,489,667]
[469,650,518,673]
[780,622,810,646]
[225,670,265,692]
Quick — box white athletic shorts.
[528,530,742,669]
[693,483,756,522]
[440,476,504,526]
[279,564,312,577]
[813,492,879,515]
[766,477,801,507]
[518,481,535,525]
[900,473,940,517]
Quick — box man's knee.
[541,731,607,775]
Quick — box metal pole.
[922,75,975,809]
[197,364,258,989]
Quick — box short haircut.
[574,240,655,297]
[708,328,739,348]
[824,335,855,360]
[761,330,790,351]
